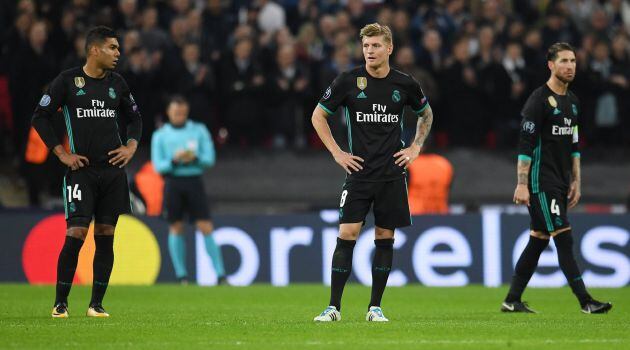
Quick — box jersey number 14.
[66,184,82,202]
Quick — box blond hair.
[359,23,393,45]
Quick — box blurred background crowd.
[0,0,629,210]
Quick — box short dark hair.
[546,42,575,62]
[85,26,117,54]
[168,95,189,106]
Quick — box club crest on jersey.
[547,95,557,108]
[392,90,401,102]
[572,104,577,115]
[357,77,367,90]
[323,86,331,100]
[74,77,85,88]
[108,87,116,99]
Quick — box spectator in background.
[50,8,80,62]
[257,0,286,34]
[121,47,158,142]
[587,40,627,145]
[442,37,485,147]
[61,33,86,69]
[295,22,325,64]
[268,44,310,148]
[140,6,170,54]
[201,0,235,63]
[219,38,265,146]
[176,42,215,128]
[10,21,56,157]
[394,46,439,145]
[151,96,226,285]
[417,29,444,75]
[498,41,529,146]
[113,0,139,31]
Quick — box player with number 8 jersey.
[31,26,142,318]
[311,23,433,322]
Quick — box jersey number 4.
[66,184,82,202]
[550,198,560,216]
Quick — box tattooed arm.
[513,157,531,206]
[568,156,581,208]
[394,106,433,167]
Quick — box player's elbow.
[311,110,326,127]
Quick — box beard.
[554,72,574,84]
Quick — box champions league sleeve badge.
[39,94,51,107]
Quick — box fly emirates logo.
[552,117,575,136]
[76,99,116,118]
[356,104,399,123]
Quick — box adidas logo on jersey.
[76,89,86,96]
[357,91,367,99]
[553,108,561,115]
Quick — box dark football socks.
[505,235,549,303]
[55,236,84,305]
[553,231,591,305]
[90,235,114,306]
[329,238,356,311]
[369,238,394,308]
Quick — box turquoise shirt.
[151,120,215,177]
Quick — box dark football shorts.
[528,190,570,234]
[63,165,131,228]
[162,176,211,223]
[339,177,411,230]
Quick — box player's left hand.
[394,144,421,168]
[568,181,581,208]
[108,143,137,168]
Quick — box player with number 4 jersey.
[503,43,611,315]
[31,26,142,318]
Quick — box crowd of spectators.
[1,0,629,159]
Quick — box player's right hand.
[513,184,530,206]
[59,153,89,171]
[333,151,364,175]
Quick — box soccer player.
[312,23,432,322]
[32,26,142,318]
[502,42,612,314]
[151,96,226,285]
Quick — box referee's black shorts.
[339,177,411,230]
[162,175,211,223]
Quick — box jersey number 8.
[340,190,348,208]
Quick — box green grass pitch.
[1,284,628,349]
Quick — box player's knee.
[553,229,573,248]
[374,227,394,240]
[94,224,115,236]
[338,230,359,240]
[169,222,185,234]
[67,226,89,240]
[530,230,550,240]
[196,221,213,235]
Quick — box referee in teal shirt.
[151,95,226,284]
